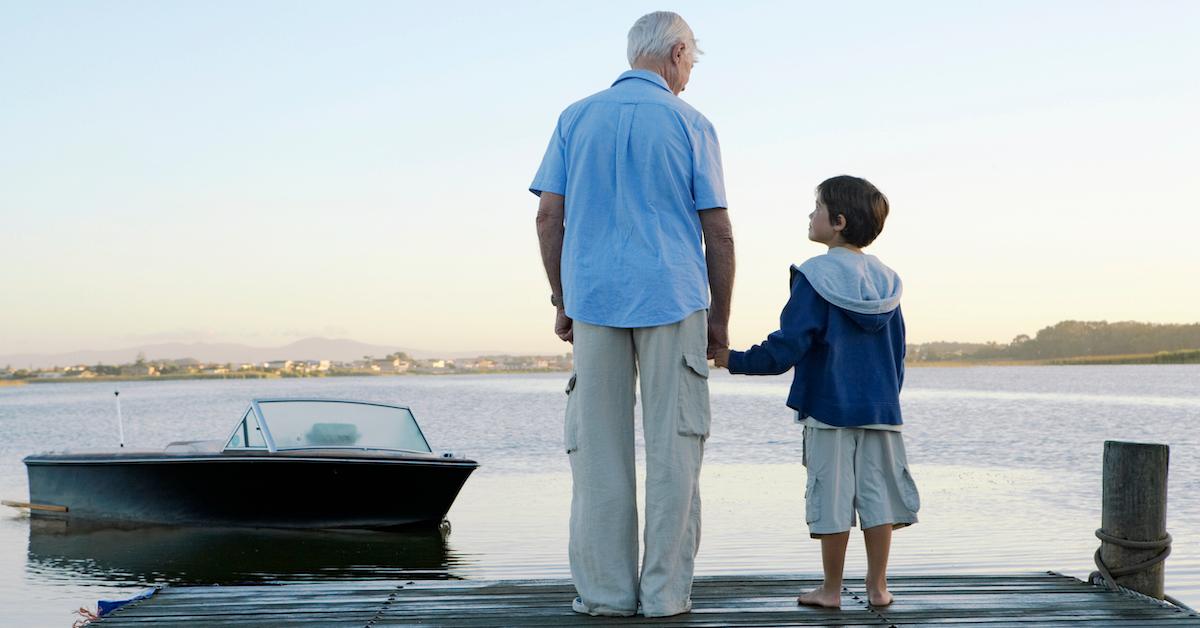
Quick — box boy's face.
[808,197,841,245]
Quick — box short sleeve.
[529,118,567,197]
[691,120,727,210]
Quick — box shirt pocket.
[676,352,711,439]
[563,372,579,454]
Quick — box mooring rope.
[1089,528,1195,613]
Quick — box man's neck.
[630,62,679,95]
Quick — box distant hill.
[909,320,1200,362]
[0,338,420,369]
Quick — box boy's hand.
[712,348,731,369]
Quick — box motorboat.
[17,398,478,529]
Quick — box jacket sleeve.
[727,275,825,375]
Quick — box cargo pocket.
[900,467,920,513]
[563,372,579,454]
[805,474,821,524]
[676,353,711,439]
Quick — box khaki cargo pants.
[565,309,709,618]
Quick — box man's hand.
[555,306,574,343]
[707,321,728,360]
[536,192,570,342]
[712,348,731,369]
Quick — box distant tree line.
[909,320,1200,361]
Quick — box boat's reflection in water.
[26,517,460,586]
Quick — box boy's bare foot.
[866,588,893,607]
[797,585,841,609]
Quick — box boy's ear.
[833,213,847,232]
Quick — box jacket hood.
[793,248,902,332]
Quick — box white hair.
[626,11,701,66]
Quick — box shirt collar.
[612,69,671,92]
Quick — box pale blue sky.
[2,1,1198,355]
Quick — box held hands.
[555,306,574,344]
[712,348,731,369]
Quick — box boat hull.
[24,452,477,529]
[28,518,452,584]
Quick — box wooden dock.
[95,573,1198,626]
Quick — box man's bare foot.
[866,588,893,607]
[797,585,841,609]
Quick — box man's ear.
[672,41,687,64]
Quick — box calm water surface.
[1,366,1198,626]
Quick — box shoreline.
[7,369,575,385]
[5,355,1200,385]
[911,348,1200,367]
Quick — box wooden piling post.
[1099,440,1169,599]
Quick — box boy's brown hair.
[817,175,890,247]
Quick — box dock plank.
[97,573,1199,626]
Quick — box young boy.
[713,175,919,609]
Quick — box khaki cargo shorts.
[802,425,920,537]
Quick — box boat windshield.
[255,400,432,453]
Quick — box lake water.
[1,366,1198,626]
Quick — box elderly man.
[530,11,735,618]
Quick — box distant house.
[429,360,447,369]
[371,357,408,373]
[264,360,293,371]
[294,360,327,372]
[121,365,158,376]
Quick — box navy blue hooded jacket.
[726,248,905,427]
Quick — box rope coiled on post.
[1089,528,1195,612]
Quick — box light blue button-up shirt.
[530,70,727,328]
